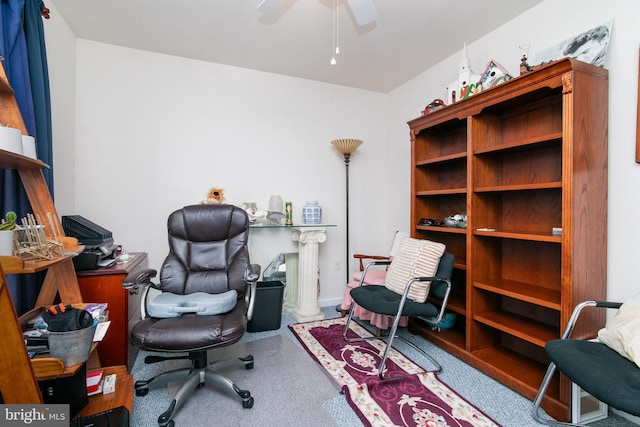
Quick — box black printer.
[62,215,118,271]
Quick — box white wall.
[44,2,391,307]
[42,3,76,214]
[43,0,640,312]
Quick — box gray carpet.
[130,307,639,427]
[131,334,341,427]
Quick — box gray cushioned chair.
[532,300,640,425]
[125,204,260,427]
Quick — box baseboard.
[318,297,343,308]
[611,408,640,424]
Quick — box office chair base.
[135,353,255,427]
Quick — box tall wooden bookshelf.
[407,58,608,421]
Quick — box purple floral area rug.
[289,317,500,427]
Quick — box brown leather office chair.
[126,204,260,427]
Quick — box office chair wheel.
[241,355,254,369]
[242,396,254,409]
[158,401,176,426]
[134,380,149,396]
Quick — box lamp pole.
[331,139,363,287]
[342,152,352,285]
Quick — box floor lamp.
[331,138,363,289]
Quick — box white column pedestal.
[291,227,326,322]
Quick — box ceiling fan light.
[346,0,377,26]
[256,0,287,14]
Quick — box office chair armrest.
[354,253,390,271]
[121,268,160,319]
[245,263,261,283]
[244,263,261,321]
[122,268,158,289]
[560,300,623,340]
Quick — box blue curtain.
[0,0,52,315]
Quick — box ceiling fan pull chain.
[331,0,337,65]
[335,0,340,55]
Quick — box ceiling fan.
[257,0,378,27]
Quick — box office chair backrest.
[429,252,455,300]
[159,204,251,297]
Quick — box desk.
[76,252,148,370]
[250,224,335,322]
[76,365,133,421]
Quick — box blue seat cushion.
[148,290,237,318]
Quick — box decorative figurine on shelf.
[478,60,512,91]
[422,99,446,116]
[446,43,481,104]
[248,210,285,225]
[201,186,226,204]
[519,54,546,75]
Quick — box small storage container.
[48,324,96,367]
[247,281,285,332]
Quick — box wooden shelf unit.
[0,63,133,420]
[407,58,608,422]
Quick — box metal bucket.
[48,324,96,367]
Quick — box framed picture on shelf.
[534,20,613,68]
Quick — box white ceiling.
[49,0,543,93]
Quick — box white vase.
[0,230,14,256]
[268,195,284,213]
[21,135,37,159]
[0,127,23,155]
[302,201,322,224]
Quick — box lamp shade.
[331,139,363,155]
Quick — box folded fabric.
[597,293,640,368]
[42,304,94,332]
[148,290,238,318]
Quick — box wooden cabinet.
[0,64,133,419]
[407,58,608,422]
[77,252,148,370]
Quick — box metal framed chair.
[532,300,640,425]
[343,239,454,379]
[339,231,410,332]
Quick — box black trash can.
[247,280,285,332]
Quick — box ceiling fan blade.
[345,0,377,26]
[257,0,288,14]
